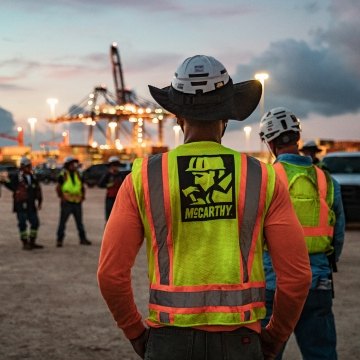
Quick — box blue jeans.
[144,326,263,360]
[262,289,337,360]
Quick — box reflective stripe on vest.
[144,153,266,317]
[274,162,334,238]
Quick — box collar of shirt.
[276,153,313,167]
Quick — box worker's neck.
[276,145,299,156]
[184,132,222,144]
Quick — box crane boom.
[110,43,127,104]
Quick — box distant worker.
[98,156,129,221]
[299,140,322,165]
[56,156,91,247]
[1,157,44,250]
[98,55,311,360]
[259,107,346,359]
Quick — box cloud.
[232,0,360,120]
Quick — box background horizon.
[1,0,359,152]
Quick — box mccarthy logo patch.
[177,155,236,222]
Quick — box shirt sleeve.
[97,175,146,340]
[263,176,312,342]
[331,177,345,261]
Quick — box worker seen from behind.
[98,156,129,222]
[259,107,345,359]
[1,157,43,250]
[98,55,311,360]
[56,156,91,247]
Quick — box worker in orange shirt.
[98,55,311,360]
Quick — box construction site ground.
[0,185,359,360]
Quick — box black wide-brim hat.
[148,78,262,121]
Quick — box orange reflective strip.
[303,226,334,237]
[150,281,266,292]
[142,157,161,285]
[161,153,174,286]
[239,156,262,283]
[149,302,265,315]
[247,161,268,276]
[273,162,288,187]
[238,153,247,283]
[315,166,330,231]
[147,154,170,285]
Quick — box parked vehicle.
[82,163,131,187]
[322,151,360,223]
[34,163,61,183]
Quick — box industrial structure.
[46,43,172,161]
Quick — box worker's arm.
[331,177,345,261]
[97,175,146,340]
[262,176,311,353]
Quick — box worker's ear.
[176,117,185,132]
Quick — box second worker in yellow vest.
[259,107,346,360]
[56,156,91,247]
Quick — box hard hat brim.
[148,79,262,121]
[299,146,322,153]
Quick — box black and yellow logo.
[177,155,236,222]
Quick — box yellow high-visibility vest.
[61,170,83,203]
[274,162,335,254]
[132,142,276,327]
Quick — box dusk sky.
[0,0,359,151]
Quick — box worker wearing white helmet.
[259,107,345,359]
[55,156,90,247]
[98,156,130,221]
[98,55,311,359]
[1,157,44,250]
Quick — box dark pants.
[262,289,337,360]
[57,201,86,242]
[144,327,263,360]
[105,197,116,221]
[17,210,39,241]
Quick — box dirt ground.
[0,184,359,360]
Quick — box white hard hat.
[64,156,79,165]
[171,55,230,95]
[148,55,262,122]
[259,107,301,143]
[20,157,31,167]
[108,156,121,165]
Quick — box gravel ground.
[0,184,359,359]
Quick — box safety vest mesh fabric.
[60,170,82,203]
[274,162,335,254]
[131,143,276,327]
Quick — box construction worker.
[56,156,91,247]
[98,55,311,360]
[98,156,129,221]
[299,140,323,165]
[259,107,346,359]
[1,157,43,250]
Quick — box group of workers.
[97,55,345,360]
[0,155,127,249]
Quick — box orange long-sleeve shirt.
[98,172,311,343]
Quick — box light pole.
[28,117,37,151]
[255,73,269,152]
[254,73,269,117]
[173,124,181,148]
[47,98,58,139]
[108,121,117,147]
[243,126,252,152]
